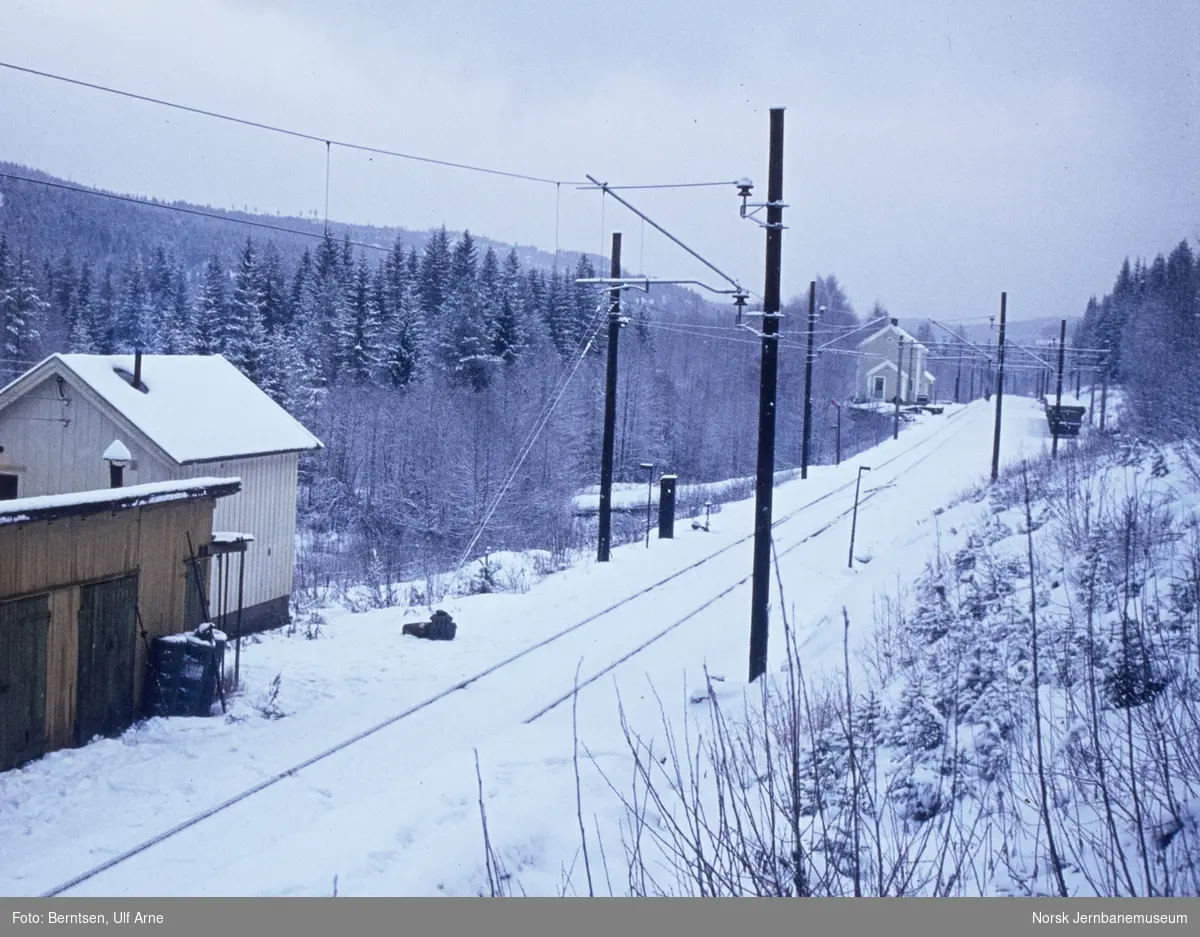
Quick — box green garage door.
[0,594,50,772]
[75,574,139,746]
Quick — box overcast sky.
[1,0,1196,322]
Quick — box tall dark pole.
[955,352,962,403]
[893,335,904,440]
[848,466,871,569]
[990,292,1008,482]
[907,341,916,403]
[642,463,655,548]
[234,550,246,691]
[597,232,622,562]
[833,401,842,465]
[801,280,816,479]
[1052,317,1066,458]
[1100,352,1109,432]
[748,107,785,684]
[984,335,993,401]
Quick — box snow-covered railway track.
[40,406,977,897]
[521,403,981,722]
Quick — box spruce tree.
[380,245,424,388]
[116,256,155,353]
[418,226,452,352]
[164,260,195,353]
[571,254,598,351]
[0,236,11,359]
[340,256,382,384]
[2,255,48,361]
[304,232,346,381]
[49,250,76,349]
[69,261,96,353]
[259,240,290,334]
[441,232,494,387]
[227,238,269,381]
[89,262,118,354]
[193,256,228,355]
[490,247,527,363]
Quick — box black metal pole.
[848,466,870,568]
[1100,353,1109,432]
[955,353,962,403]
[234,549,246,691]
[222,549,232,636]
[1052,317,1066,457]
[990,292,1008,482]
[907,341,916,403]
[984,336,992,402]
[645,469,653,548]
[893,335,904,440]
[801,280,816,479]
[597,232,622,562]
[835,403,842,465]
[658,475,677,539]
[749,107,785,684]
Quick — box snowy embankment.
[8,397,1180,897]
[571,467,802,516]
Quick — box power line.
[585,175,747,295]
[0,171,394,254]
[576,181,739,191]
[1,60,746,195]
[0,60,579,187]
[640,321,762,348]
[452,302,610,573]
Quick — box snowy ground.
[1,396,1063,897]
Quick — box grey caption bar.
[1,897,1195,937]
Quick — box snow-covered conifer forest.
[2,161,1197,897]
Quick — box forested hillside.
[0,165,878,597]
[1075,240,1199,440]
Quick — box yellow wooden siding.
[45,587,79,750]
[0,497,217,736]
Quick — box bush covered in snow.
[602,437,1200,896]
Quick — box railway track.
[41,404,980,897]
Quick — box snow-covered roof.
[857,323,927,351]
[865,360,905,377]
[0,354,323,465]
[0,477,241,526]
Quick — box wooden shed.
[0,477,240,772]
[0,353,323,634]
